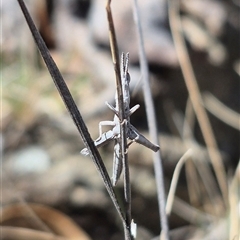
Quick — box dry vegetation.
[1,0,239,239]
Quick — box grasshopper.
[81,53,159,185]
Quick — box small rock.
[11,145,51,175]
[70,186,109,208]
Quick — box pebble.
[11,145,51,175]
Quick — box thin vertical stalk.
[106,1,132,239]
[131,0,169,239]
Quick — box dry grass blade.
[105,1,132,239]
[17,0,126,226]
[182,100,201,205]
[131,0,169,239]
[170,105,224,214]
[183,97,195,139]
[1,203,91,240]
[172,197,215,226]
[203,92,240,131]
[185,158,201,207]
[193,159,223,215]
[1,226,67,240]
[166,149,193,215]
[229,161,240,240]
[168,0,228,208]
[105,0,127,189]
[182,101,225,213]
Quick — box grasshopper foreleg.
[80,129,115,156]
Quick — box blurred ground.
[1,0,240,239]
